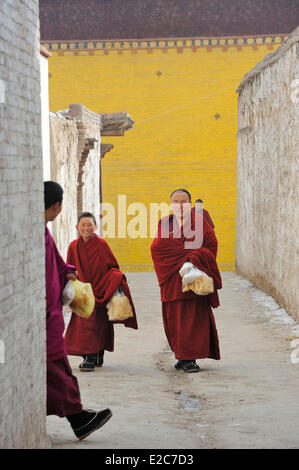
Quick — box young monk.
[44,182,112,439]
[64,212,138,371]
[150,189,222,373]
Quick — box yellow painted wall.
[46,41,281,271]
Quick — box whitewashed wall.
[49,114,80,259]
[81,136,101,225]
[40,52,51,181]
[49,110,101,259]
[0,0,50,448]
[236,29,299,320]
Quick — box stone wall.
[49,105,102,259]
[49,113,79,258]
[236,28,299,320]
[0,0,50,448]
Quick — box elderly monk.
[150,189,222,373]
[64,212,138,371]
[44,182,112,439]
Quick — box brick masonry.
[0,0,50,448]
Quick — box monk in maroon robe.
[151,189,221,373]
[194,198,215,229]
[64,212,138,371]
[44,182,112,439]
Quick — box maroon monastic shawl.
[45,226,76,361]
[151,212,222,308]
[202,208,215,229]
[64,234,137,355]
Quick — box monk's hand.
[67,271,78,281]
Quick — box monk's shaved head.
[78,212,97,225]
[170,189,191,201]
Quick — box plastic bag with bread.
[179,262,214,296]
[106,287,134,321]
[62,279,95,318]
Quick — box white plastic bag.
[178,262,194,278]
[179,262,214,296]
[106,287,122,310]
[61,280,75,305]
[106,287,134,321]
[179,262,203,284]
[62,280,95,318]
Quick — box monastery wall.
[0,0,50,448]
[236,29,299,320]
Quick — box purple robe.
[45,226,76,361]
[45,226,82,417]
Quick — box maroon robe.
[64,234,138,356]
[193,207,215,229]
[45,226,82,417]
[150,212,221,361]
[203,208,215,229]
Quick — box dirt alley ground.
[46,271,299,449]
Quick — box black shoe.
[79,354,97,372]
[70,408,112,440]
[95,350,104,367]
[181,360,200,373]
[175,360,183,370]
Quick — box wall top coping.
[41,33,288,53]
[237,26,299,93]
[101,112,134,134]
[68,103,103,128]
[40,44,51,57]
[50,105,134,135]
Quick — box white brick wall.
[0,0,50,448]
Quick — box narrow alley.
[1,0,298,451]
[47,272,299,449]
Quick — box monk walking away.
[44,181,112,439]
[64,212,138,371]
[151,189,221,373]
